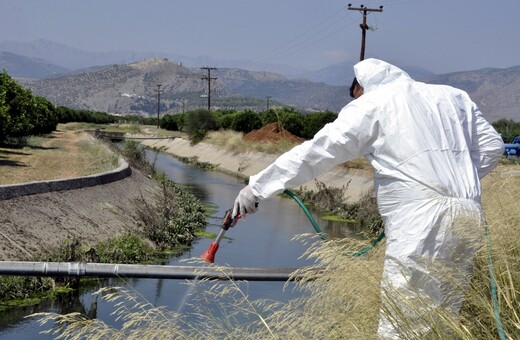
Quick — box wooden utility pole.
[347,4,383,61]
[201,66,217,111]
[266,96,272,111]
[155,84,163,128]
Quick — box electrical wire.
[258,20,357,66]
[252,7,347,62]
[251,7,357,65]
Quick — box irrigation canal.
[0,149,364,339]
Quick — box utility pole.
[155,84,163,128]
[266,96,272,111]
[201,66,217,111]
[347,4,383,61]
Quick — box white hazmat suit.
[234,58,504,338]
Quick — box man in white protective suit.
[232,58,504,338]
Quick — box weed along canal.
[0,149,364,339]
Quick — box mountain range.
[1,39,518,122]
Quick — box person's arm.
[249,100,379,200]
[470,104,504,179]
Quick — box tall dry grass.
[30,164,520,339]
[205,130,300,155]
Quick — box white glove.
[232,185,259,218]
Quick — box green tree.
[230,109,262,133]
[32,96,58,135]
[259,107,304,137]
[1,71,34,139]
[214,109,237,130]
[0,73,10,142]
[493,119,520,141]
[0,70,60,142]
[56,105,75,123]
[160,114,179,131]
[183,109,219,143]
[218,113,236,130]
[259,109,279,126]
[301,111,338,139]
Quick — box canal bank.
[139,137,374,203]
[0,168,160,260]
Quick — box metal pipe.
[0,261,309,282]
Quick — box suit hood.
[353,58,412,93]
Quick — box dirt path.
[0,129,118,185]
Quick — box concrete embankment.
[139,137,374,202]
[0,158,132,201]
[0,142,160,261]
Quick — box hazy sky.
[1,0,519,74]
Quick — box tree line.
[159,108,339,143]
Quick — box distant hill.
[0,39,307,82]
[21,58,350,114]
[0,51,69,78]
[3,39,517,121]
[301,60,435,86]
[424,66,520,122]
[0,39,165,71]
[0,39,432,86]
[217,68,347,111]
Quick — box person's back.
[232,59,504,338]
[352,61,496,202]
[351,59,503,337]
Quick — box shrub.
[218,112,237,130]
[134,178,206,250]
[493,118,520,140]
[230,109,262,133]
[160,114,179,131]
[94,235,151,263]
[183,109,219,143]
[301,111,338,139]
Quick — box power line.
[251,8,360,66]
[257,14,356,65]
[259,20,357,65]
[255,12,350,63]
[252,8,346,62]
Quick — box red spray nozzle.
[200,210,241,264]
[200,241,219,263]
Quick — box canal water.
[0,150,363,339]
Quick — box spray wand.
[201,209,241,263]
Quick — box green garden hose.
[283,189,385,253]
[485,224,506,340]
[284,189,505,339]
[283,190,328,241]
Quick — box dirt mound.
[243,123,304,143]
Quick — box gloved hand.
[232,185,259,218]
